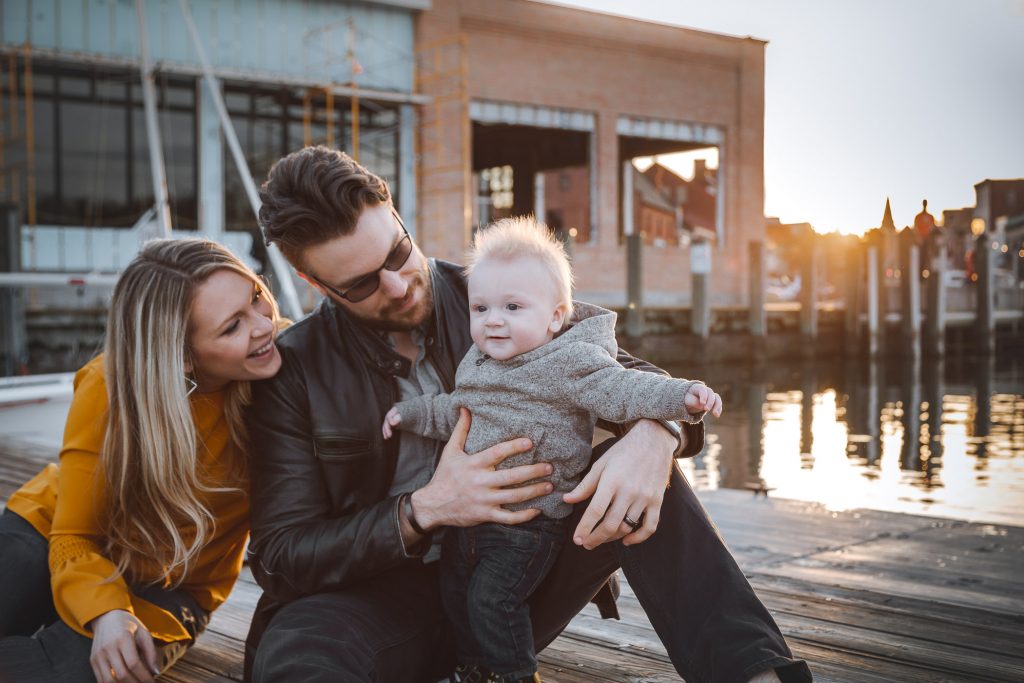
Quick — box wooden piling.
[799,363,816,455]
[900,232,922,359]
[865,360,881,465]
[899,358,922,469]
[976,234,996,355]
[747,383,767,479]
[749,241,766,357]
[925,245,947,357]
[923,357,945,472]
[625,232,643,338]
[973,354,994,460]
[844,244,863,356]
[691,271,710,339]
[690,240,711,339]
[1,203,26,377]
[866,246,880,359]
[799,239,818,352]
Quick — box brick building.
[416,0,766,308]
[643,161,719,241]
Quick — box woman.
[0,238,283,683]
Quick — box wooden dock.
[2,438,1022,683]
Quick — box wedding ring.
[623,514,642,531]
[110,668,118,680]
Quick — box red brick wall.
[416,0,766,308]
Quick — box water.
[662,355,1024,526]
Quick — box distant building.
[540,165,589,244]
[544,162,716,249]
[3,0,767,315]
[420,0,766,308]
[941,207,974,269]
[633,171,679,247]
[1007,213,1024,280]
[642,161,718,243]
[1,0,423,272]
[974,179,1024,236]
[764,218,812,281]
[974,179,1024,274]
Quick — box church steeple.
[880,198,897,232]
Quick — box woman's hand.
[89,609,160,683]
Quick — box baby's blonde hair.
[465,216,574,310]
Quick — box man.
[244,146,811,683]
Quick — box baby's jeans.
[441,516,569,679]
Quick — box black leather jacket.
[246,259,704,603]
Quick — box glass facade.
[224,82,401,239]
[3,60,197,229]
[2,59,401,249]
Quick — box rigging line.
[158,69,178,227]
[91,68,116,229]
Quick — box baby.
[382,216,722,683]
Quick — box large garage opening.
[470,101,594,245]
[618,117,724,249]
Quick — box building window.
[3,60,197,229]
[223,84,400,255]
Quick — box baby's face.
[468,257,567,361]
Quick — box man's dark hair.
[258,146,391,267]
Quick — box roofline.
[531,0,769,45]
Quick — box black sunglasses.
[310,213,414,303]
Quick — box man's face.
[300,204,433,331]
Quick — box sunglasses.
[310,213,414,303]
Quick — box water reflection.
[671,357,1024,526]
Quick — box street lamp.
[970,218,986,236]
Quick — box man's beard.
[351,265,434,332]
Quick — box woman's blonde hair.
[465,216,574,310]
[101,238,279,586]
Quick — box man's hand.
[89,609,160,683]
[409,408,553,534]
[685,384,723,418]
[563,419,677,549]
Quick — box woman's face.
[187,269,281,391]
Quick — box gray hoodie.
[393,303,704,517]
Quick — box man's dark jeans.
[247,439,813,683]
[442,516,569,679]
[0,509,209,683]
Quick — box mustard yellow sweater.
[5,355,249,643]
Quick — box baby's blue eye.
[473,305,487,313]
[506,303,520,311]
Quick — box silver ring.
[623,514,641,531]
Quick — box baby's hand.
[382,407,403,439]
[684,384,723,418]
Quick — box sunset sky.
[557,0,1024,235]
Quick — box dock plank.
[2,439,1022,682]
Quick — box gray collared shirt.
[386,327,445,561]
